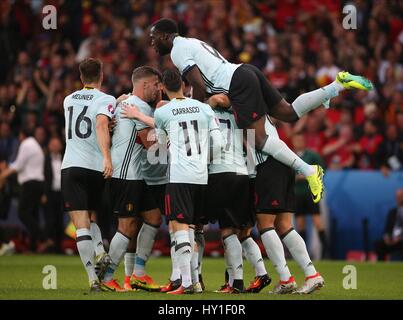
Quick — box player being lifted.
[61,58,115,292]
[154,69,223,294]
[149,18,374,203]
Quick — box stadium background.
[0,0,402,263]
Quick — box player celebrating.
[101,66,163,292]
[149,18,374,204]
[61,58,115,292]
[154,69,223,294]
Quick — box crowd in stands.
[0,0,402,254]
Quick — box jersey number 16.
[67,106,92,139]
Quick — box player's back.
[62,88,115,172]
[154,97,215,185]
[171,36,240,95]
[209,109,247,175]
[111,95,145,180]
[134,102,168,186]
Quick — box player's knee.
[221,228,236,239]
[275,220,292,236]
[118,218,136,237]
[256,214,275,230]
[143,213,162,227]
[238,227,251,239]
[272,100,299,123]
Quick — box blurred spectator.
[322,124,356,170]
[292,133,327,258]
[374,189,403,261]
[0,128,46,252]
[43,137,64,253]
[0,122,18,163]
[356,120,384,169]
[376,124,403,176]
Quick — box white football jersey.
[111,95,146,180]
[154,97,220,185]
[133,99,168,185]
[62,88,115,172]
[209,109,247,175]
[171,36,241,95]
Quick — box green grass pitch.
[1,255,403,300]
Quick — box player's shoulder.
[172,36,199,53]
[95,90,116,104]
[128,95,151,112]
[63,90,77,103]
[195,99,214,116]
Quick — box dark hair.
[20,127,33,138]
[131,66,161,84]
[151,18,178,34]
[79,58,102,84]
[162,69,182,92]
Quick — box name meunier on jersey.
[111,95,146,181]
[209,108,248,176]
[71,93,94,100]
[170,36,241,95]
[61,88,115,172]
[154,97,220,185]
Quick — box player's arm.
[208,114,224,162]
[184,66,207,102]
[137,128,156,150]
[207,93,231,109]
[121,104,155,128]
[96,114,113,178]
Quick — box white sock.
[292,81,344,117]
[169,232,181,281]
[223,234,243,281]
[189,228,199,284]
[104,232,130,282]
[224,251,234,286]
[195,230,205,275]
[124,252,135,277]
[241,237,267,277]
[76,228,98,282]
[175,230,192,288]
[90,222,105,257]
[260,228,292,282]
[282,229,317,277]
[134,223,159,277]
[261,136,315,176]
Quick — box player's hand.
[108,117,117,133]
[121,103,140,119]
[117,93,130,104]
[103,158,113,179]
[208,94,231,108]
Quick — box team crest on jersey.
[108,104,115,114]
[126,203,134,212]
